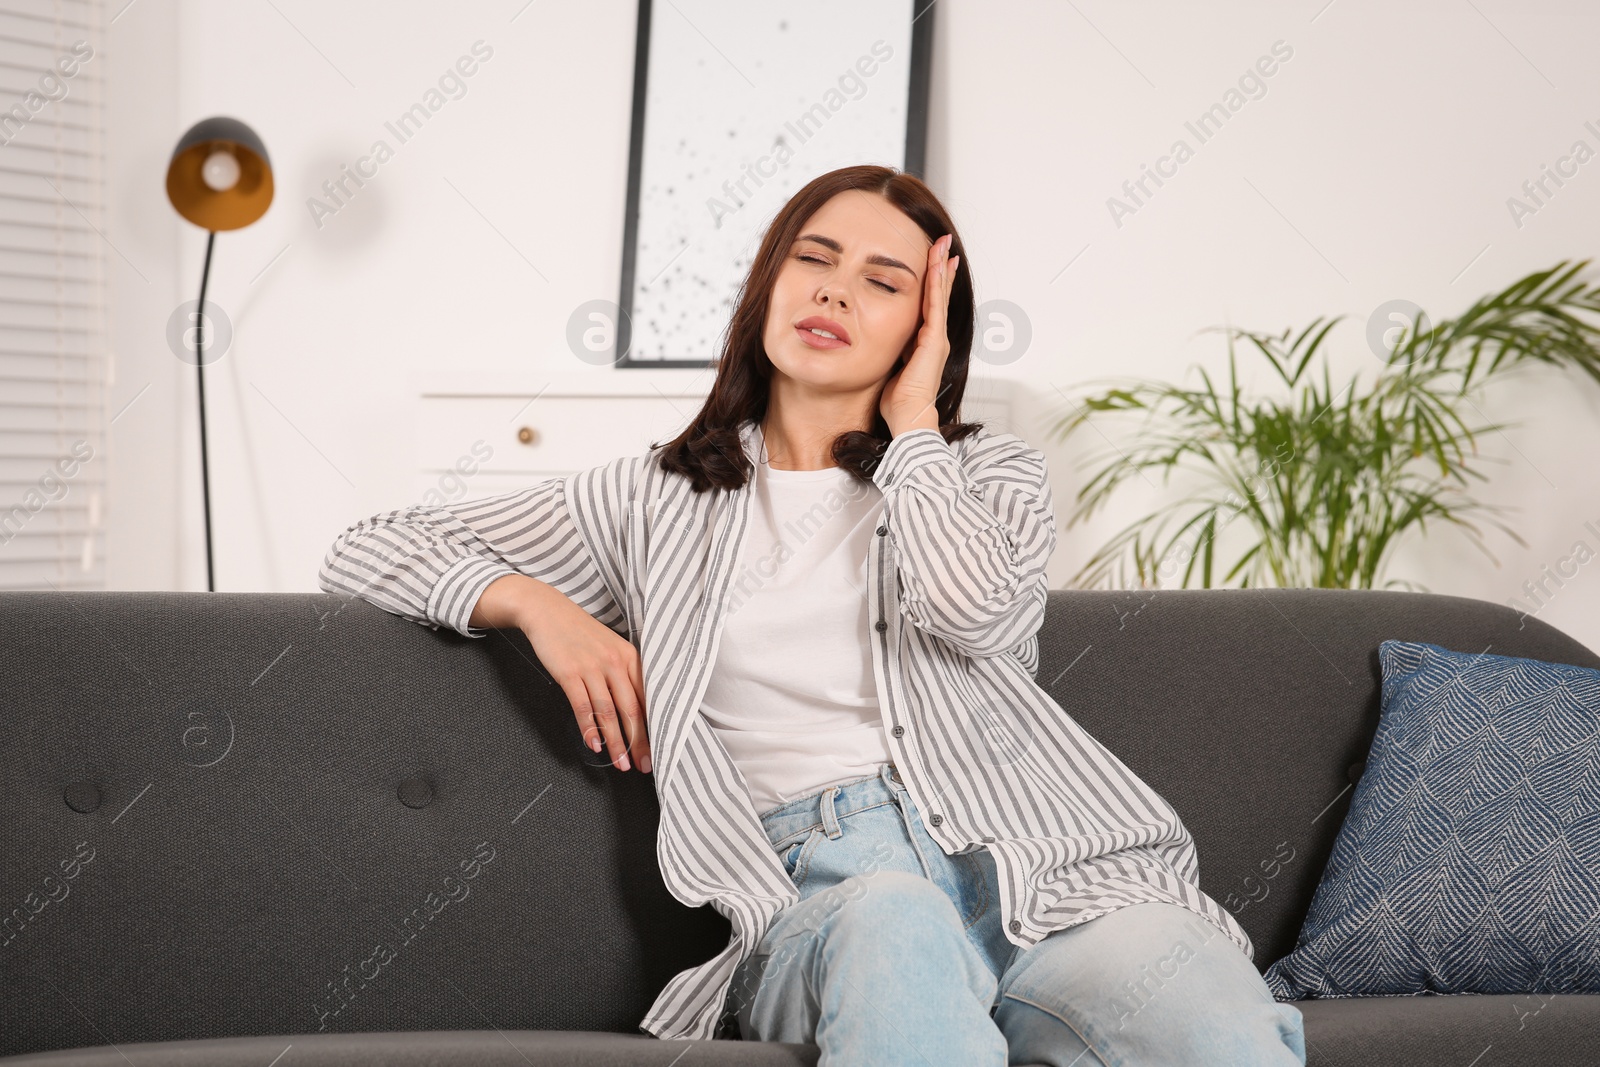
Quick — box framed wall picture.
[614,0,936,368]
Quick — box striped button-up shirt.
[317,417,1253,1041]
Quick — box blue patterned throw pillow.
[1263,639,1600,999]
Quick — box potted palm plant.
[1048,259,1600,590]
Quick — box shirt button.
[929,814,943,826]
[1009,920,1022,935]
[891,725,905,738]
[876,524,887,536]
[874,619,887,633]
[882,473,894,486]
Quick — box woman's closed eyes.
[795,253,900,294]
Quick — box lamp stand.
[194,229,217,593]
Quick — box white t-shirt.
[699,433,894,816]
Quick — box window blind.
[0,0,106,590]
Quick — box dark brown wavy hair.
[653,164,982,493]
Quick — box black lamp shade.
[166,116,273,231]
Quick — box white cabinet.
[413,369,1021,505]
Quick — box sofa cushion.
[1264,640,1600,999]
[1297,992,1600,1065]
[0,1030,818,1065]
[7,1004,1596,1067]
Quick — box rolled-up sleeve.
[872,427,1055,663]
[318,457,638,639]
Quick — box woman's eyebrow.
[795,233,919,277]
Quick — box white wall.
[103,0,1600,655]
[103,0,182,594]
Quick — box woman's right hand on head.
[473,574,650,774]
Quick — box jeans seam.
[956,851,991,930]
[890,789,937,884]
[766,797,898,849]
[1000,991,1113,1066]
[788,827,824,889]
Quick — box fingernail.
[640,754,652,773]
[590,736,602,753]
[618,753,631,772]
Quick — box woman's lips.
[795,326,849,349]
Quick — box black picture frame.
[614,0,937,369]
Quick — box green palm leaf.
[1048,259,1600,590]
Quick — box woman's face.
[763,190,933,395]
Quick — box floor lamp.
[164,117,273,592]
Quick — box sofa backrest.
[1043,587,1599,970]
[1,588,1593,1057]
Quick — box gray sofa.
[2,586,1596,1065]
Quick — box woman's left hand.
[879,233,960,438]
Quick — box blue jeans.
[724,761,1306,1066]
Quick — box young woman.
[318,165,1307,1065]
